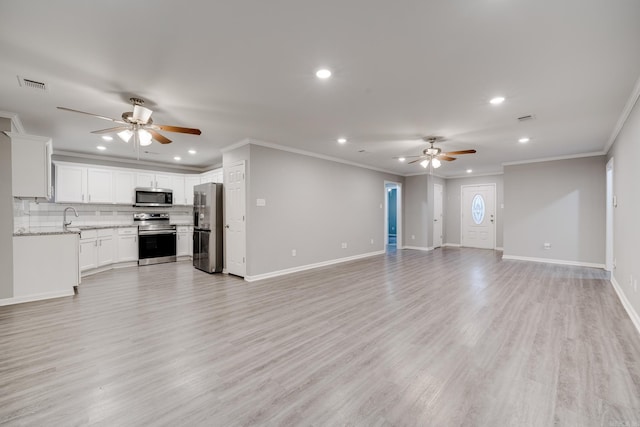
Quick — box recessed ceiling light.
[337,137,347,144]
[316,68,332,79]
[466,169,473,173]
[398,157,406,162]
[518,137,530,143]
[174,156,181,161]
[188,149,196,154]
[489,96,505,105]
[101,135,113,141]
[96,145,106,151]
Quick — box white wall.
[503,156,606,265]
[242,144,403,277]
[403,175,429,249]
[607,93,640,317]
[445,175,504,248]
[0,118,14,298]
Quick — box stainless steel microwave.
[134,188,173,207]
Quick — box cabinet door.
[97,236,115,266]
[116,234,138,262]
[187,232,194,256]
[114,170,136,204]
[155,174,172,189]
[86,168,113,203]
[136,172,155,188]
[185,176,200,205]
[200,172,214,183]
[171,175,186,205]
[56,165,86,203]
[11,134,52,198]
[177,232,190,256]
[79,239,97,271]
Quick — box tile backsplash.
[13,200,193,232]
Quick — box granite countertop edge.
[14,223,194,237]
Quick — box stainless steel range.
[134,212,177,266]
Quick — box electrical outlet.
[370,238,374,244]
[291,249,296,257]
[341,242,347,249]
[543,243,551,250]
[411,235,415,240]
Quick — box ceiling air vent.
[517,114,535,122]
[17,76,48,91]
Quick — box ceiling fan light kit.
[400,136,477,170]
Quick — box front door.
[461,184,495,249]
[225,162,246,277]
[433,183,443,248]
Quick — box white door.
[461,184,495,249]
[114,170,136,204]
[171,175,186,205]
[433,183,443,248]
[136,172,155,188]
[155,174,172,189]
[225,163,246,277]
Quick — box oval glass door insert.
[472,194,485,224]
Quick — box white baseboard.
[495,247,504,251]
[244,250,385,282]
[442,243,461,248]
[0,289,75,306]
[611,275,640,336]
[403,246,433,252]
[501,254,605,269]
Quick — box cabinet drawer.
[118,227,138,235]
[98,228,114,237]
[80,229,97,240]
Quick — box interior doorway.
[433,183,443,248]
[384,181,402,251]
[606,157,614,272]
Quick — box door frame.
[460,183,497,249]
[224,160,246,277]
[433,183,443,248]
[384,181,402,249]
[606,157,614,272]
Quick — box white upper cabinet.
[56,164,87,203]
[155,174,172,189]
[10,133,52,199]
[114,170,136,204]
[170,175,186,205]
[86,168,113,204]
[54,162,223,205]
[184,176,201,205]
[136,172,155,188]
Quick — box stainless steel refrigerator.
[193,182,223,273]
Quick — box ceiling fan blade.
[57,107,126,124]
[443,149,476,155]
[392,155,422,159]
[408,156,427,164]
[437,155,457,161]
[153,124,202,135]
[90,126,131,135]
[148,129,172,144]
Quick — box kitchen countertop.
[13,223,194,237]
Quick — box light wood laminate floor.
[2,248,640,426]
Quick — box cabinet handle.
[82,194,85,202]
[94,240,97,247]
[88,194,91,202]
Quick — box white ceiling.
[1,0,639,176]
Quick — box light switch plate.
[256,198,266,206]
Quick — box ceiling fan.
[57,97,201,148]
[394,136,476,169]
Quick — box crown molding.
[502,151,605,167]
[52,150,205,172]
[445,171,504,179]
[221,138,402,176]
[0,111,25,134]
[604,73,640,154]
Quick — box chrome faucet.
[63,206,79,229]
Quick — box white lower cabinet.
[116,227,138,262]
[79,229,115,272]
[177,226,193,257]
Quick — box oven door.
[138,230,177,265]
